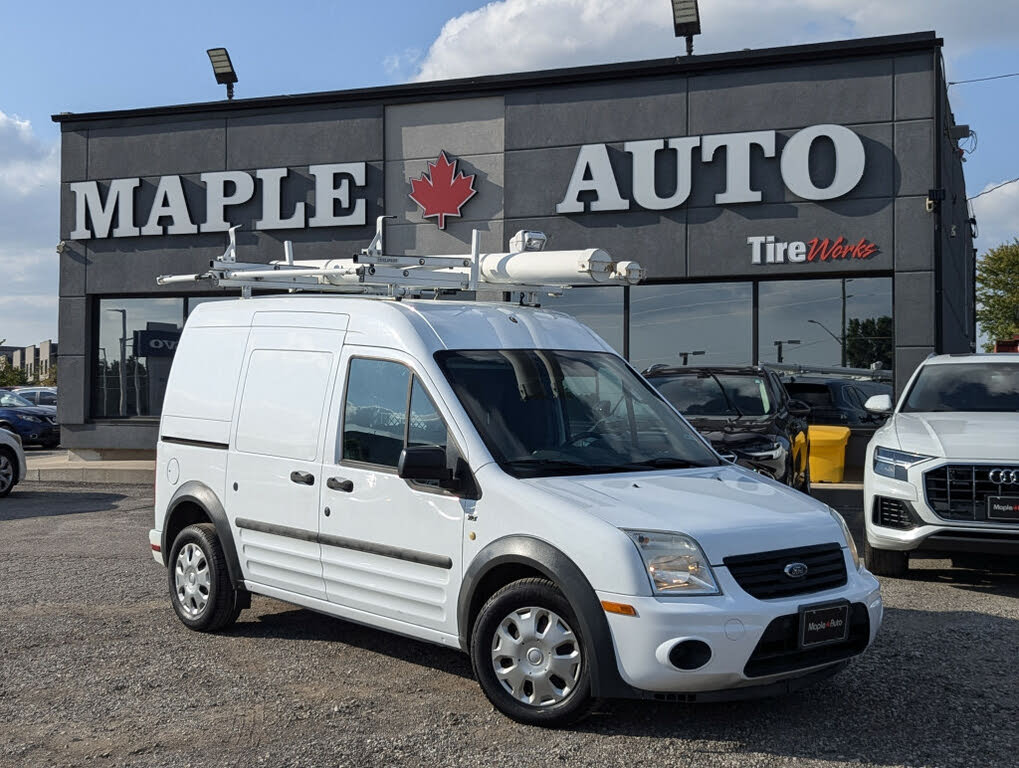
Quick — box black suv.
[643,365,811,491]
[781,376,892,473]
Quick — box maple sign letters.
[69,163,367,240]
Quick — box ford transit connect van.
[151,295,882,726]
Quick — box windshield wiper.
[707,373,744,421]
[615,457,709,470]
[503,458,600,475]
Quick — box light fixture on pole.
[206,48,238,100]
[106,309,128,417]
[808,319,847,366]
[773,339,800,364]
[678,350,705,365]
[671,0,701,56]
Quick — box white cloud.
[970,180,1019,251]
[0,110,59,347]
[413,0,1019,82]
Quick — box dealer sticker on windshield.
[987,497,1019,521]
[799,601,850,648]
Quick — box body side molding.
[235,517,453,569]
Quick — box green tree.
[0,364,28,387]
[845,315,893,370]
[976,239,1019,351]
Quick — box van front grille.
[724,543,847,600]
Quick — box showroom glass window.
[757,278,892,369]
[94,298,185,418]
[628,283,752,371]
[540,286,624,355]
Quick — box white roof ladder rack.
[156,217,645,301]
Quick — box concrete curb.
[23,464,155,485]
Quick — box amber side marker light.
[601,600,638,617]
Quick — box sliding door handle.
[290,471,315,486]
[327,477,354,493]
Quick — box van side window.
[409,377,448,452]
[342,359,410,467]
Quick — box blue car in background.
[0,390,59,448]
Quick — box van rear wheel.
[470,578,592,727]
[168,523,241,632]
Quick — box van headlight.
[830,509,862,571]
[873,446,931,481]
[624,530,720,595]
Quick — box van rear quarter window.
[235,349,333,461]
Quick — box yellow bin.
[808,425,851,484]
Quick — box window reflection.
[629,283,752,371]
[758,278,892,370]
[94,298,184,419]
[540,287,624,354]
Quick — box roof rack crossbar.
[156,218,645,298]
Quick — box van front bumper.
[596,561,881,695]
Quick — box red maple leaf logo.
[408,151,477,229]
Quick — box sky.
[1,0,1017,347]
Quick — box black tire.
[167,523,241,632]
[864,540,908,578]
[470,578,593,727]
[0,447,17,498]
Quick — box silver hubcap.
[174,543,210,618]
[0,455,13,492]
[491,606,582,707]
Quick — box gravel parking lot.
[2,482,1017,768]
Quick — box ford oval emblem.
[784,562,809,579]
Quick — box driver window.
[342,359,410,467]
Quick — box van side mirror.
[787,399,811,418]
[398,445,453,483]
[864,394,893,414]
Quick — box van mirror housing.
[398,446,453,483]
[864,394,893,414]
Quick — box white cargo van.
[151,294,882,725]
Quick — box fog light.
[668,639,712,670]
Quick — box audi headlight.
[830,509,861,571]
[19,414,42,423]
[873,446,932,481]
[624,530,720,595]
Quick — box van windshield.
[436,349,720,478]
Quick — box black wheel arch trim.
[458,535,633,699]
[161,480,244,588]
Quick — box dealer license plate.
[987,497,1019,521]
[799,601,850,648]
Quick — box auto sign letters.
[555,123,866,213]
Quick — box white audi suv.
[863,354,1019,576]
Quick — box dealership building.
[54,31,974,457]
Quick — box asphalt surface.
[2,482,1017,768]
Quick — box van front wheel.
[470,578,592,727]
[168,523,241,632]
